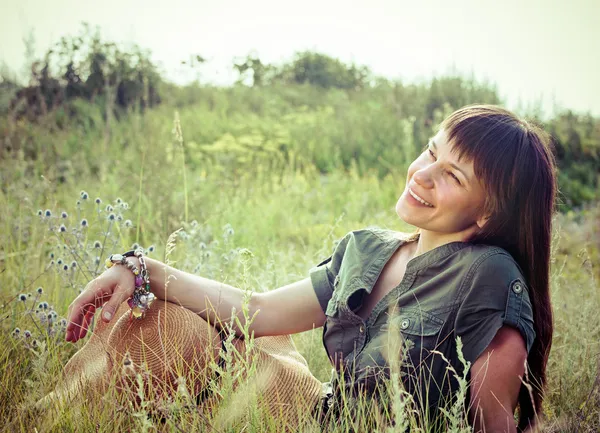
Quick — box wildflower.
[63,264,69,271]
[124,220,132,228]
[61,211,68,218]
[122,202,129,209]
[93,240,102,248]
[80,191,89,200]
[116,214,123,221]
[81,219,88,227]
[44,209,52,217]
[70,261,77,269]
[131,243,140,250]
[148,245,155,253]
[36,287,43,295]
[204,251,212,259]
[57,258,63,265]
[76,200,81,206]
[59,224,67,232]
[225,227,234,236]
[49,260,55,266]
[191,220,198,227]
[106,205,113,212]
[42,302,49,310]
[95,197,102,204]
[116,198,122,204]
[37,210,43,216]
[14,327,20,334]
[50,252,54,259]
[199,242,207,250]
[32,339,39,348]
[19,294,27,302]
[107,213,115,221]
[38,302,44,310]
[24,330,32,338]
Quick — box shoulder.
[457,244,525,290]
[331,227,404,272]
[337,226,399,248]
[345,226,417,243]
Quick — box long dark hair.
[440,104,556,430]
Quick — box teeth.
[409,188,433,207]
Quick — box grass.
[0,101,599,432]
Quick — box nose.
[412,166,435,189]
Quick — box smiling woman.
[58,104,556,432]
[389,105,555,430]
[396,128,490,237]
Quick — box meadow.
[1,67,599,431]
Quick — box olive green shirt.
[309,227,535,416]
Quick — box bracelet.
[105,249,155,319]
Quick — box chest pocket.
[385,309,445,364]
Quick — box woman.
[65,104,556,432]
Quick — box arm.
[66,256,327,342]
[146,257,327,337]
[469,326,527,433]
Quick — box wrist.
[106,249,155,319]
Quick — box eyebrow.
[429,139,472,184]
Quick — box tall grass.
[0,97,598,432]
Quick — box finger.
[101,283,129,322]
[79,305,96,340]
[66,279,109,342]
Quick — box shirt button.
[359,325,365,333]
[513,282,523,294]
[400,319,410,330]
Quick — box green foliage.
[7,23,161,122]
[0,36,599,431]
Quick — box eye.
[448,171,461,185]
[428,148,436,159]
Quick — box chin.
[395,193,418,226]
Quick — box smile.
[408,188,434,207]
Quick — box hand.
[65,261,137,343]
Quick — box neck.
[413,225,478,258]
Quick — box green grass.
[0,100,598,432]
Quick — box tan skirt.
[41,300,325,429]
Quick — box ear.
[476,213,490,229]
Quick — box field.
[1,80,599,432]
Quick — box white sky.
[1,0,599,117]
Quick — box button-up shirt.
[309,227,535,419]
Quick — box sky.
[1,0,599,117]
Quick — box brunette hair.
[440,104,556,430]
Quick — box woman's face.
[395,129,488,238]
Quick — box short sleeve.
[309,233,351,314]
[454,253,536,364]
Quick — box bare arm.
[469,326,528,433]
[147,257,327,337]
[66,256,327,342]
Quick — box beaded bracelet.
[105,249,156,319]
